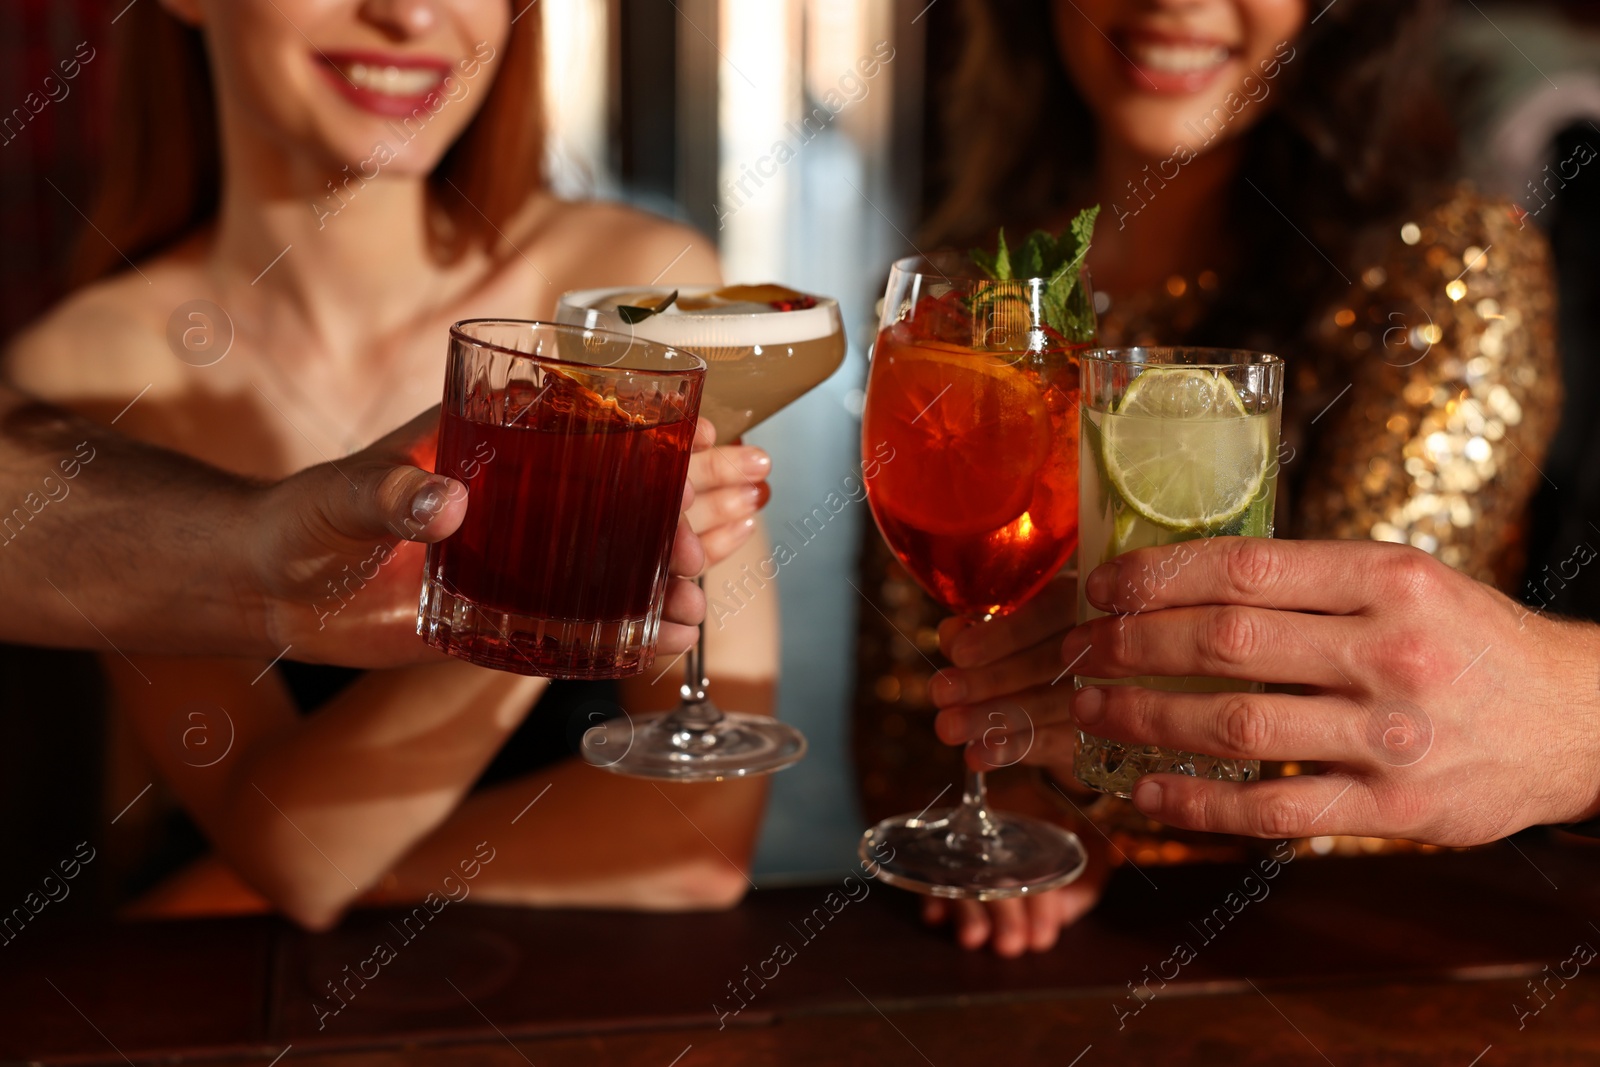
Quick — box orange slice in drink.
[866,338,1051,536]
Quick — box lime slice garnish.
[1101,368,1270,532]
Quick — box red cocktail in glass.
[864,320,1082,616]
[418,320,705,679]
[858,251,1092,899]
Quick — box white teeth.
[341,61,444,97]
[1130,42,1231,74]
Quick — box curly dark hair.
[922,0,1458,347]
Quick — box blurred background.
[1,0,1598,904]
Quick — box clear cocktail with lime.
[1073,347,1285,798]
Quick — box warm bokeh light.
[542,0,611,196]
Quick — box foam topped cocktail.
[556,284,846,780]
[560,285,845,444]
[1073,347,1285,797]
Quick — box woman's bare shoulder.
[3,256,205,411]
[523,196,723,289]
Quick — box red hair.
[73,2,545,283]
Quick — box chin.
[1104,108,1205,160]
[314,122,454,180]
[1110,93,1265,162]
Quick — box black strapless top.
[277,662,620,787]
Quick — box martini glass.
[857,253,1088,898]
[556,285,846,780]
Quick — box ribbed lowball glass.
[417,320,705,679]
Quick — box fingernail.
[754,482,771,509]
[410,481,448,523]
[1086,563,1117,608]
[741,485,763,510]
[1073,686,1105,726]
[930,671,966,707]
[739,448,772,476]
[1133,780,1162,812]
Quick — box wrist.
[218,480,281,658]
[1533,613,1600,827]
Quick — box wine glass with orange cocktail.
[858,211,1098,898]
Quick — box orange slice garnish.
[865,335,1051,537]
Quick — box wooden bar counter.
[5,836,1599,1065]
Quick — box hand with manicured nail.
[0,392,473,663]
[938,537,1600,846]
[683,421,772,566]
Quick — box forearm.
[1,385,465,667]
[0,388,263,653]
[209,661,545,928]
[374,755,765,911]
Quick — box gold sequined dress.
[852,185,1562,861]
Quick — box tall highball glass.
[1073,347,1285,797]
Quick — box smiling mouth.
[1126,39,1233,75]
[330,60,446,97]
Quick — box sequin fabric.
[1291,189,1561,588]
[851,186,1562,861]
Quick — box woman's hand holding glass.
[685,430,772,565]
[661,423,770,656]
[929,573,1085,775]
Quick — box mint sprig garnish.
[970,205,1100,343]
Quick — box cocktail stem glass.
[560,285,843,781]
[943,768,1002,852]
[936,616,1006,857]
[855,250,1094,899]
[681,583,710,704]
[660,578,722,744]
